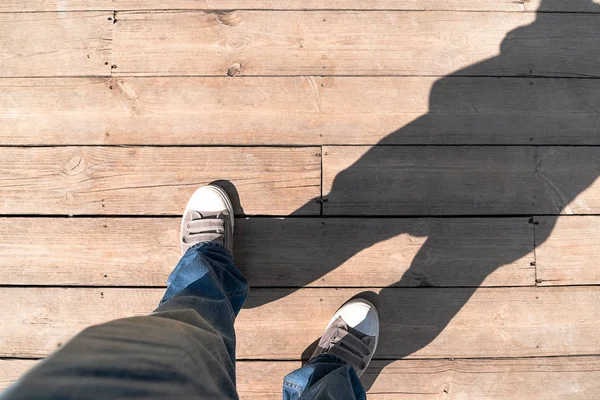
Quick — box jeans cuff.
[186,241,234,259]
[308,353,349,367]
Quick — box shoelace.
[321,321,373,371]
[182,211,227,247]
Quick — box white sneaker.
[309,298,379,377]
[180,185,234,255]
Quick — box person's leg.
[1,185,247,400]
[282,299,379,400]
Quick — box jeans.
[1,242,366,400]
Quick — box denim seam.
[283,381,303,391]
[227,289,249,298]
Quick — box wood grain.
[0,217,534,287]
[0,13,112,77]
[238,358,600,399]
[322,146,600,215]
[238,217,535,287]
[5,357,600,398]
[2,0,599,12]
[534,147,600,215]
[4,77,600,145]
[536,216,600,286]
[0,359,35,391]
[1,287,599,359]
[112,11,600,77]
[0,147,321,215]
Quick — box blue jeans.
[1,242,366,400]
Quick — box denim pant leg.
[282,354,366,400]
[1,242,248,400]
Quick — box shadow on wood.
[240,0,600,390]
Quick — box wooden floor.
[2,0,600,398]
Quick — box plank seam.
[4,74,600,79]
[2,9,599,14]
[0,214,596,218]
[110,74,600,79]
[4,145,600,149]
[319,145,324,216]
[4,75,600,79]
[532,216,541,285]
[4,284,600,289]
[6,353,600,361]
[0,284,541,289]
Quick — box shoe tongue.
[190,211,202,220]
[189,210,222,220]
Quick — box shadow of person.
[240,0,600,391]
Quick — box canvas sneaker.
[180,185,234,255]
[309,298,379,377]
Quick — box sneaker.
[310,298,379,377]
[180,185,234,255]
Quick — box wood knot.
[63,154,86,175]
[216,11,243,27]
[227,62,242,77]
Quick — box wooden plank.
[0,147,320,215]
[0,1,538,13]
[112,11,600,77]
[4,77,600,145]
[318,77,600,145]
[237,358,600,399]
[5,357,600,398]
[0,356,596,399]
[0,359,35,391]
[322,146,600,215]
[0,77,324,145]
[1,287,599,359]
[3,0,600,12]
[0,13,112,77]
[243,286,600,359]
[536,216,600,286]
[0,217,534,287]
[238,217,535,288]
[534,147,600,215]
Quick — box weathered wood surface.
[237,357,600,399]
[0,217,534,287]
[322,146,600,215]
[2,287,599,359]
[5,357,600,398]
[3,0,593,12]
[0,147,321,215]
[0,13,112,77]
[2,0,599,12]
[112,11,600,78]
[4,77,600,145]
[536,216,600,286]
[0,359,35,391]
